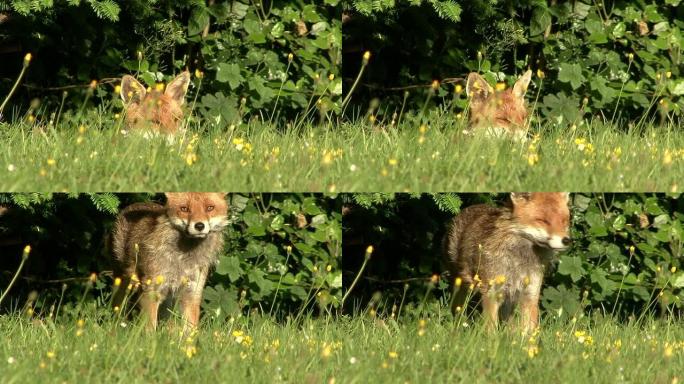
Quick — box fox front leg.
[139,289,163,330]
[519,272,543,334]
[519,295,540,334]
[481,293,500,331]
[180,268,209,331]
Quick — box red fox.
[466,70,532,139]
[110,192,228,330]
[442,192,571,332]
[119,71,191,135]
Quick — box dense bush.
[0,0,341,125]
[342,0,684,125]
[0,193,341,319]
[342,193,684,319]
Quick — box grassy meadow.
[2,304,683,383]
[1,114,683,191]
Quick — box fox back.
[119,72,191,134]
[466,70,532,138]
[443,192,570,330]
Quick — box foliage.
[342,0,684,125]
[0,0,341,125]
[342,193,684,319]
[544,193,684,319]
[0,193,341,319]
[206,193,342,320]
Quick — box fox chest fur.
[443,204,551,302]
[111,202,223,296]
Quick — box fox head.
[164,192,229,239]
[510,192,571,251]
[466,70,532,136]
[120,72,191,134]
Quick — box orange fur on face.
[466,70,532,136]
[120,72,190,134]
[511,192,571,249]
[164,192,229,238]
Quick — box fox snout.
[187,220,210,238]
[174,214,228,238]
[547,234,572,250]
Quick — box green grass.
[2,305,683,382]
[2,114,684,191]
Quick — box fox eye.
[180,206,189,212]
[206,205,214,212]
[537,218,550,225]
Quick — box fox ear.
[120,75,146,104]
[510,192,532,205]
[560,192,570,204]
[212,192,228,200]
[512,70,532,99]
[466,73,494,101]
[165,71,191,105]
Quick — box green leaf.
[644,197,664,215]
[558,255,586,282]
[612,215,626,230]
[530,7,551,37]
[672,274,684,288]
[270,215,284,230]
[302,197,323,215]
[188,6,210,36]
[542,285,581,318]
[244,18,266,44]
[215,63,244,89]
[558,63,585,90]
[216,255,243,282]
[271,22,285,38]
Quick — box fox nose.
[562,237,572,246]
[194,222,205,232]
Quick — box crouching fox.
[466,70,532,140]
[119,71,191,135]
[110,192,228,330]
[442,192,571,332]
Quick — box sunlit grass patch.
[1,112,683,191]
[2,305,683,382]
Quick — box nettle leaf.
[271,215,285,230]
[669,80,684,96]
[644,197,664,215]
[302,197,323,215]
[244,17,266,44]
[612,215,626,230]
[585,211,608,237]
[248,269,275,296]
[216,255,243,282]
[216,63,244,89]
[672,274,684,288]
[541,92,581,124]
[530,7,551,37]
[542,285,581,319]
[584,14,607,43]
[590,268,616,297]
[202,285,239,319]
[558,63,585,90]
[558,255,586,282]
[188,6,210,36]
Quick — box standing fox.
[466,70,532,139]
[442,192,571,332]
[119,71,191,134]
[110,192,228,330]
